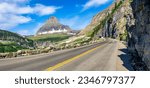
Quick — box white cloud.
[0,14,31,29]
[83,0,109,11]
[17,6,33,14]
[0,2,32,29]
[34,4,61,16]
[0,0,29,3]
[0,1,61,30]
[0,3,60,15]
[0,3,33,15]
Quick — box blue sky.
[0,0,114,35]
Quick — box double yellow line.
[45,45,102,71]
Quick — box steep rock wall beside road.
[80,0,135,41]
[80,0,150,70]
[128,0,150,70]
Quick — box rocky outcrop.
[100,0,134,40]
[80,0,134,41]
[79,9,108,35]
[127,0,150,70]
[80,0,150,70]
[36,16,72,35]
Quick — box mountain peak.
[36,16,72,35]
[45,16,60,26]
[48,16,59,24]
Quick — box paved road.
[0,40,132,71]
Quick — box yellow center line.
[45,44,102,71]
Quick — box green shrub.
[119,30,128,41]
[0,43,26,53]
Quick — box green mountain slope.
[0,29,35,53]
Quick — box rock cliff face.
[100,0,134,40]
[128,0,150,70]
[80,0,150,70]
[36,16,72,35]
[80,0,134,41]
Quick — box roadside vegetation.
[0,29,34,53]
[119,29,128,41]
[0,35,104,59]
[0,41,26,53]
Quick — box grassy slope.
[0,42,27,53]
[28,34,70,43]
[0,29,34,53]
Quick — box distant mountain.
[36,16,72,35]
[0,29,35,53]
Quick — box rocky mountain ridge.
[36,16,72,35]
[80,0,150,70]
[80,0,133,40]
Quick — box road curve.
[0,39,132,71]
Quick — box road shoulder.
[116,41,133,71]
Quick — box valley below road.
[0,39,133,71]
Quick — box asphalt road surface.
[0,39,132,71]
